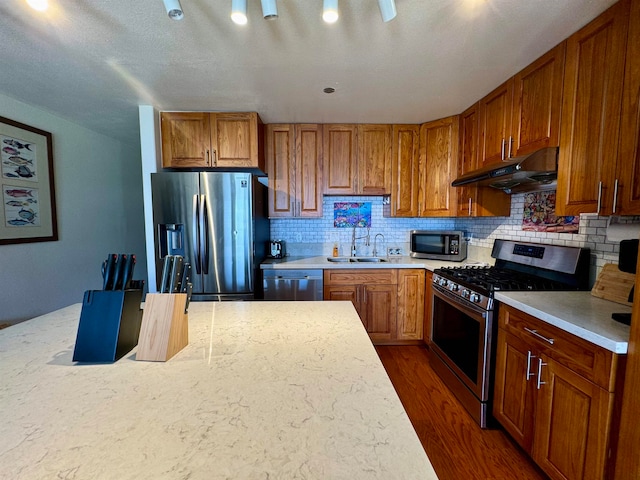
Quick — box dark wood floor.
[376,345,548,480]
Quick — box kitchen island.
[0,301,438,480]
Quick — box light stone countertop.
[0,301,438,480]
[495,291,631,354]
[260,255,485,271]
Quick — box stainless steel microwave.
[410,230,467,261]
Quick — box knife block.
[73,289,144,363]
[136,293,188,362]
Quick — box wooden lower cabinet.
[324,269,424,345]
[494,304,621,480]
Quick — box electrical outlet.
[387,247,402,256]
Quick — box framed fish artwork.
[0,116,57,244]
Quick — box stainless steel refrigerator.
[151,172,269,301]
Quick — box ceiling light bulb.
[162,0,184,20]
[26,0,48,11]
[378,0,397,22]
[261,0,278,19]
[323,0,339,24]
[231,0,248,25]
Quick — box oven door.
[430,285,493,402]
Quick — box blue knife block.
[73,289,144,363]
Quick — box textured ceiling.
[0,0,618,145]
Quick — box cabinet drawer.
[499,305,616,391]
[324,269,397,285]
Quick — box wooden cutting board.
[591,263,636,306]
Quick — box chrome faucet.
[351,226,370,257]
[373,233,385,257]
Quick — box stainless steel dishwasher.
[263,269,324,301]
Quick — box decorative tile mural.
[522,191,579,233]
[334,202,371,228]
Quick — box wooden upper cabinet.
[160,112,212,168]
[266,124,295,217]
[390,124,420,217]
[478,79,514,167]
[511,42,566,157]
[161,112,264,171]
[323,124,357,194]
[295,124,323,217]
[617,0,640,215]
[418,116,459,217]
[357,124,392,195]
[212,112,264,170]
[266,124,322,218]
[556,0,630,216]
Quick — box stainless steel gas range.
[428,239,591,428]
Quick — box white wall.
[0,93,147,323]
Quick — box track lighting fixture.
[162,0,184,20]
[261,0,278,19]
[231,0,248,25]
[378,0,397,22]
[323,0,339,24]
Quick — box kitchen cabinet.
[493,304,623,480]
[266,124,323,218]
[322,124,391,195]
[478,79,514,167]
[456,103,511,217]
[397,269,425,341]
[324,269,397,343]
[418,116,459,217]
[556,0,630,216]
[616,0,640,214]
[388,125,420,217]
[161,112,265,171]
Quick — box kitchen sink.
[326,257,388,263]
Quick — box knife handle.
[160,255,173,293]
[120,254,136,290]
[180,263,192,292]
[169,256,185,293]
[111,254,127,290]
[102,253,118,290]
[184,283,193,313]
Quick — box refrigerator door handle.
[193,194,201,274]
[199,195,209,274]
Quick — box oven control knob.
[438,278,448,287]
[449,283,459,292]
[462,289,470,299]
[470,293,481,303]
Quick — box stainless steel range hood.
[451,147,558,194]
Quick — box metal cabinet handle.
[524,327,555,345]
[597,181,603,214]
[501,138,506,161]
[536,358,547,390]
[613,179,619,214]
[526,351,537,380]
[212,149,217,166]
[468,197,472,216]
[206,149,210,165]
[362,287,367,304]
[507,136,513,159]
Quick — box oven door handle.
[432,285,488,318]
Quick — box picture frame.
[0,115,57,244]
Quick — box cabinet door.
[556,1,629,216]
[266,124,295,217]
[457,104,479,217]
[617,0,640,215]
[423,271,433,345]
[397,269,424,341]
[390,125,420,217]
[511,43,566,157]
[493,328,536,453]
[323,124,357,194]
[295,124,323,217]
[362,284,397,343]
[357,124,391,195]
[160,112,211,168]
[478,79,514,167]
[533,356,613,480]
[212,112,264,170]
[418,116,458,217]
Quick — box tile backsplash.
[270,194,640,285]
